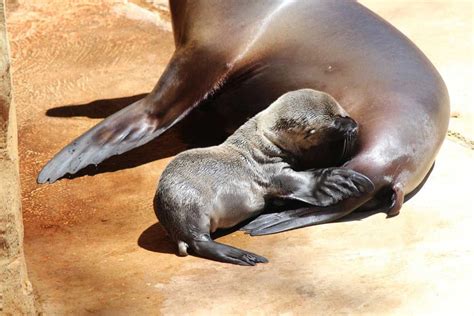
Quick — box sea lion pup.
[154,89,374,265]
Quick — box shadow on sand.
[137,223,176,255]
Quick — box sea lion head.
[258,89,358,157]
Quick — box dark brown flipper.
[38,47,228,184]
[38,98,159,183]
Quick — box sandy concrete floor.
[6,0,473,314]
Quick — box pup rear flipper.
[189,238,268,266]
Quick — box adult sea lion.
[155,89,374,265]
[38,1,449,232]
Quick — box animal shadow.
[46,94,148,118]
[137,222,176,254]
[138,221,249,256]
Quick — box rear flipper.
[188,237,268,266]
[242,206,353,236]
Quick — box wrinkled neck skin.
[224,116,298,167]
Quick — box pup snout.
[334,116,358,135]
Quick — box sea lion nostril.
[348,120,358,133]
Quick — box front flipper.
[273,167,374,207]
[242,206,352,236]
[38,47,230,183]
[38,99,161,183]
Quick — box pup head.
[259,89,358,155]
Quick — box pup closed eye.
[304,129,316,138]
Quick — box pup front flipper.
[273,167,374,207]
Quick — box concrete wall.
[0,1,36,314]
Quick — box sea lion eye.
[305,129,316,139]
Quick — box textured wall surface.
[0,1,36,314]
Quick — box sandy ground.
[6,0,473,314]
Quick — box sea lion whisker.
[340,136,348,162]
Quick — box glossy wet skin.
[38,0,449,224]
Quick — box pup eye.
[308,129,316,135]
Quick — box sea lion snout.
[333,116,358,136]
